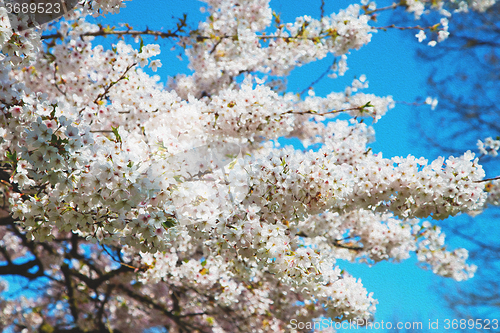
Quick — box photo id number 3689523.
[442,319,498,330]
[4,1,61,14]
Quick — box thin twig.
[374,23,440,31]
[283,105,370,116]
[53,63,68,98]
[79,63,136,114]
[299,58,336,97]
[474,176,500,183]
[363,2,400,15]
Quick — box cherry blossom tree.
[0,0,498,332]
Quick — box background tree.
[403,1,500,329]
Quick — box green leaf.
[162,217,177,229]
[213,112,219,128]
[50,104,57,118]
[139,37,145,53]
[6,150,17,164]
[39,322,54,333]
[272,11,281,25]
[227,159,238,170]
[362,101,374,108]
[111,126,122,143]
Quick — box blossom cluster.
[206,78,294,141]
[0,4,41,66]
[484,179,500,206]
[0,0,129,66]
[177,1,375,97]
[399,0,497,45]
[241,120,486,222]
[402,0,496,18]
[415,221,477,281]
[477,136,500,157]
[86,0,129,16]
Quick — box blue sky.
[3,0,493,331]
[80,0,478,330]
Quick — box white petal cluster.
[241,124,486,221]
[0,0,128,67]
[484,179,500,206]
[300,210,418,264]
[0,0,497,330]
[0,13,41,66]
[416,222,477,281]
[179,1,374,96]
[87,0,129,16]
[206,78,294,140]
[477,136,500,157]
[0,6,12,50]
[469,0,497,11]
[262,5,374,76]
[403,0,496,18]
